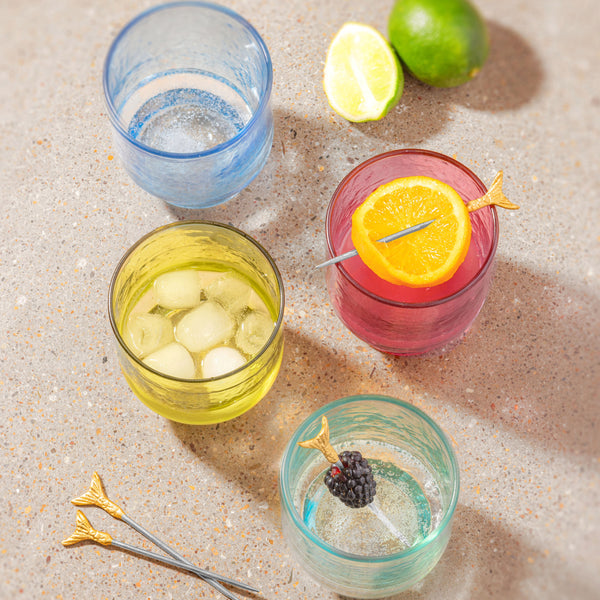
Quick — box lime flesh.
[324,22,403,122]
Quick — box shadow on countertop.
[168,326,362,513]
[168,255,599,519]
[389,258,600,458]
[166,258,598,599]
[339,502,595,600]
[339,504,529,600]
[349,20,545,145]
[163,20,545,232]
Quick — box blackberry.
[298,416,378,509]
[324,450,376,508]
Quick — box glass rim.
[102,0,273,159]
[279,394,461,564]
[325,148,500,308]
[108,219,285,383]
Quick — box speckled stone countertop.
[1,0,598,598]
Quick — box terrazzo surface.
[1,0,599,598]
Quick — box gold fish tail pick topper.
[466,171,520,212]
[66,472,260,598]
[298,416,340,464]
[61,512,258,600]
[62,510,113,547]
[72,471,124,520]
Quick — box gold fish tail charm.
[466,171,520,212]
[71,471,124,520]
[298,416,339,464]
[62,510,113,547]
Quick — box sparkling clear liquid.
[121,73,252,154]
[299,443,442,556]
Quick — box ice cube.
[235,310,274,356]
[196,270,223,288]
[129,287,158,315]
[124,313,173,358]
[154,269,203,309]
[175,301,234,353]
[202,346,246,379]
[142,342,196,379]
[247,288,271,315]
[205,273,254,315]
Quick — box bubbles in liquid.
[301,451,439,557]
[129,88,248,153]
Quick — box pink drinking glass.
[325,149,499,355]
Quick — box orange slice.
[351,176,471,287]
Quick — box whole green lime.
[388,0,489,87]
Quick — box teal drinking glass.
[279,395,460,598]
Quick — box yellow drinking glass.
[109,220,284,424]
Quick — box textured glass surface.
[326,149,499,355]
[109,221,284,424]
[103,2,273,208]
[279,395,459,598]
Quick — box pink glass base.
[325,149,499,355]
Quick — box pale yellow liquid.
[122,266,275,380]
[110,222,284,424]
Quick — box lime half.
[324,23,403,122]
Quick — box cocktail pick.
[466,171,519,212]
[316,170,519,269]
[70,472,258,598]
[62,511,247,600]
[314,219,435,269]
[298,416,410,547]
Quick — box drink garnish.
[298,417,411,546]
[299,416,376,508]
[347,170,517,287]
[324,23,403,122]
[315,218,435,269]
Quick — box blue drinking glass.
[103,2,273,209]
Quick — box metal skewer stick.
[71,472,258,597]
[303,483,410,547]
[316,170,519,270]
[327,458,409,545]
[298,417,410,547]
[116,513,253,600]
[62,511,247,600]
[315,219,435,270]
